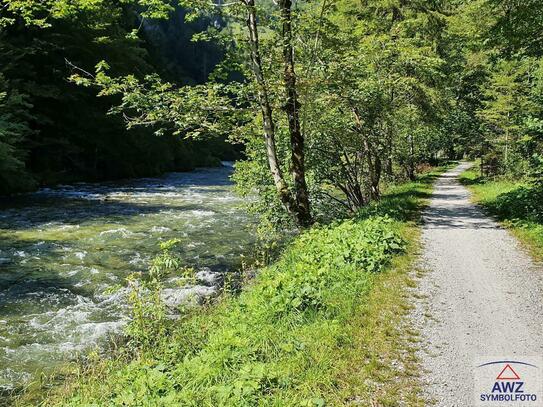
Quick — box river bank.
[0,163,255,396]
[30,167,448,406]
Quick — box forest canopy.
[1,0,542,227]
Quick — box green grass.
[460,166,543,260]
[22,167,449,407]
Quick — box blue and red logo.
[477,360,540,404]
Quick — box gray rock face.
[161,285,217,310]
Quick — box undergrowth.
[23,167,446,407]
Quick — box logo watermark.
[475,357,542,406]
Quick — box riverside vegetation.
[28,167,448,406]
[1,0,542,405]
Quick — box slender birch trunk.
[244,0,296,217]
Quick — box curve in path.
[414,162,543,406]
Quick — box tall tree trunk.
[504,112,510,165]
[363,138,381,200]
[370,154,382,200]
[278,0,312,227]
[408,134,416,180]
[386,88,395,177]
[244,0,296,217]
[385,123,394,177]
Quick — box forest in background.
[0,4,239,195]
[81,0,543,231]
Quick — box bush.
[491,185,543,222]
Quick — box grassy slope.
[31,168,447,407]
[459,166,543,260]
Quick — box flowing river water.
[0,163,254,391]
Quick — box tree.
[299,0,447,212]
[67,0,315,227]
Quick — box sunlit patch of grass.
[460,166,543,260]
[327,225,425,406]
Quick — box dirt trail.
[414,162,543,406]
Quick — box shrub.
[125,239,194,354]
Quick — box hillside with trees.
[0,2,235,195]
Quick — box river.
[0,163,254,391]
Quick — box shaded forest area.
[0,5,237,195]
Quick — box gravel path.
[414,162,543,406]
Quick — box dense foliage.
[45,0,538,229]
[2,0,541,213]
[449,0,543,180]
[0,1,234,194]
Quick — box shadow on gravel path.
[413,162,543,406]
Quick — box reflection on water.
[0,163,254,390]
